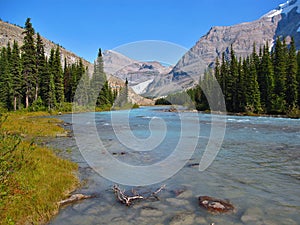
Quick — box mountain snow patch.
[131,79,154,95]
[263,0,300,18]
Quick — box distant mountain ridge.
[102,50,172,95]
[145,0,300,97]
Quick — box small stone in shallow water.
[166,198,190,207]
[140,207,163,217]
[240,207,263,223]
[169,212,195,225]
[194,216,207,224]
[176,190,193,199]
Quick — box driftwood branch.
[113,184,165,206]
[58,193,93,206]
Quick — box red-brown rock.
[198,196,235,213]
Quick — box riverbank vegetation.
[0,112,78,225]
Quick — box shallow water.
[48,106,300,225]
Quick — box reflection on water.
[48,106,300,225]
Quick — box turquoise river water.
[48,106,300,225]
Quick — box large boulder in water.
[198,196,235,213]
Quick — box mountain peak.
[263,0,300,18]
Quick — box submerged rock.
[240,207,263,223]
[198,196,235,213]
[169,212,195,225]
[166,198,190,207]
[177,190,193,199]
[140,206,163,217]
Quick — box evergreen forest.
[0,18,117,112]
[158,38,300,116]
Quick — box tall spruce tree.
[90,48,107,106]
[285,37,298,109]
[10,41,23,111]
[227,45,239,112]
[220,52,228,97]
[236,57,246,112]
[54,46,64,104]
[247,56,261,112]
[297,51,300,106]
[63,60,72,102]
[48,48,57,108]
[21,18,37,108]
[74,69,90,106]
[273,37,287,113]
[36,33,47,102]
[259,42,274,113]
[0,46,13,110]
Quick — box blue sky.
[1,0,285,63]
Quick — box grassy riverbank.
[0,112,79,225]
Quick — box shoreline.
[0,112,79,225]
[154,104,300,119]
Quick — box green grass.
[0,112,78,225]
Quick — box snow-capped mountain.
[146,0,300,97]
[263,0,300,18]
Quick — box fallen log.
[58,193,93,206]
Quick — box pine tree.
[219,52,228,98]
[48,48,57,108]
[90,48,107,106]
[72,60,88,105]
[199,69,213,110]
[227,45,239,112]
[246,56,261,112]
[297,51,300,106]
[74,69,90,106]
[21,18,37,108]
[259,42,274,113]
[252,42,260,72]
[63,60,72,102]
[10,41,23,111]
[113,78,129,108]
[236,57,246,112]
[285,37,298,110]
[273,37,287,113]
[54,46,64,104]
[0,46,13,110]
[36,33,48,104]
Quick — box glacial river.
[48,106,300,225]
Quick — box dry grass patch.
[0,112,78,225]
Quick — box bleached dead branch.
[112,184,165,206]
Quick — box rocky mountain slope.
[0,20,93,72]
[103,50,172,95]
[107,75,154,105]
[146,0,300,97]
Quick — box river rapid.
[48,106,300,225]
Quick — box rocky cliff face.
[146,0,300,97]
[0,20,93,73]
